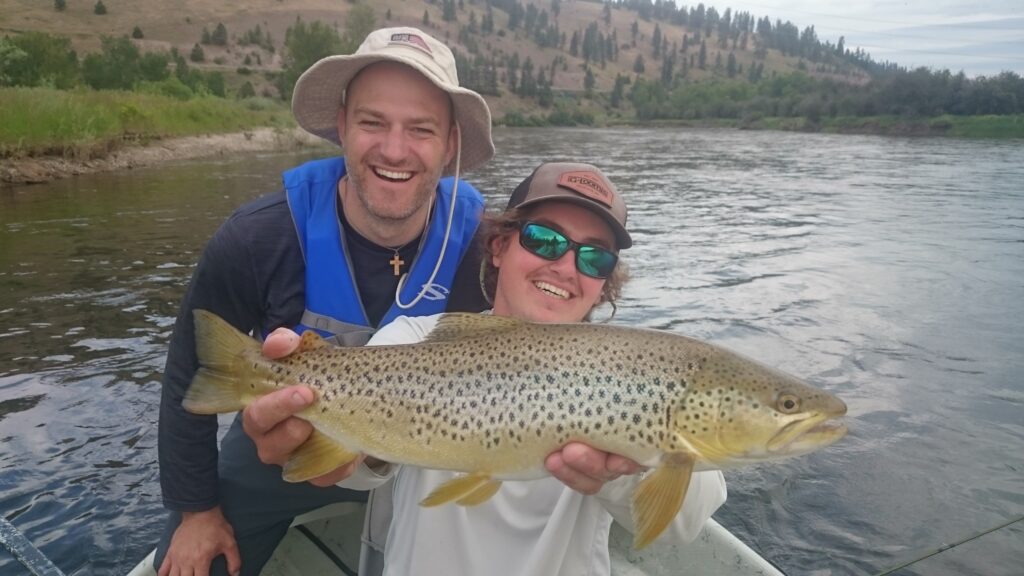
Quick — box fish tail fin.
[631,453,695,549]
[183,309,260,414]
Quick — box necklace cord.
[394,123,462,309]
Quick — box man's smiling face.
[338,61,456,231]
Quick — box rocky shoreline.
[0,127,326,186]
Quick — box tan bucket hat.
[291,27,494,175]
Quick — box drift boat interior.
[125,502,784,576]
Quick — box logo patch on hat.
[389,33,432,55]
[558,171,613,206]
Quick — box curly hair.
[476,207,630,321]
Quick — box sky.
[719,1,1024,76]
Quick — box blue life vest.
[283,157,483,346]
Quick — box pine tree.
[132,26,144,39]
[583,66,595,96]
[237,81,256,99]
[93,0,107,15]
[610,74,626,108]
[190,43,205,62]
[212,23,228,46]
[727,52,737,77]
[54,0,66,11]
[423,10,430,26]
[633,53,644,73]
[537,68,552,107]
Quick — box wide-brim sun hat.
[291,27,494,175]
[507,162,632,249]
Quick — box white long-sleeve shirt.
[340,314,727,576]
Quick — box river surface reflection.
[1,128,1022,575]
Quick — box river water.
[1,128,1022,575]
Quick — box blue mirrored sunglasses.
[518,221,618,279]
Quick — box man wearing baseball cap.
[155,27,495,576]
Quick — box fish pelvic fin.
[183,310,261,414]
[282,430,360,483]
[420,472,502,507]
[455,478,502,506]
[424,313,524,343]
[631,452,695,549]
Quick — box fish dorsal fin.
[423,313,525,344]
[297,329,329,351]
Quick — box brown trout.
[184,310,847,548]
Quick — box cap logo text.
[558,171,613,206]
[389,33,432,55]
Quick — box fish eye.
[777,394,801,414]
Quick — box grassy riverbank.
[0,87,295,159]
[744,114,1024,138]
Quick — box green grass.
[815,114,1024,138]
[0,87,295,158]
[936,114,1024,138]
[690,114,1024,138]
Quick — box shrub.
[236,80,256,99]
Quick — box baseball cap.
[507,162,632,249]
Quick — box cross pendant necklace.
[389,251,405,276]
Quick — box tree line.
[0,32,227,98]
[628,68,1024,121]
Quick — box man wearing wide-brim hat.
[155,27,494,576]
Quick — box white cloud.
[716,1,1024,75]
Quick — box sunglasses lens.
[520,222,617,279]
[521,223,569,260]
[577,246,618,279]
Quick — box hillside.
[0,0,872,119]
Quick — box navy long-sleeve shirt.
[158,190,487,511]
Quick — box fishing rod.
[874,514,1024,576]
[0,517,66,576]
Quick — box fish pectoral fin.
[296,330,329,351]
[631,453,695,550]
[420,472,499,507]
[282,430,359,483]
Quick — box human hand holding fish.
[246,327,645,493]
[187,310,847,548]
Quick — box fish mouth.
[768,415,848,455]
